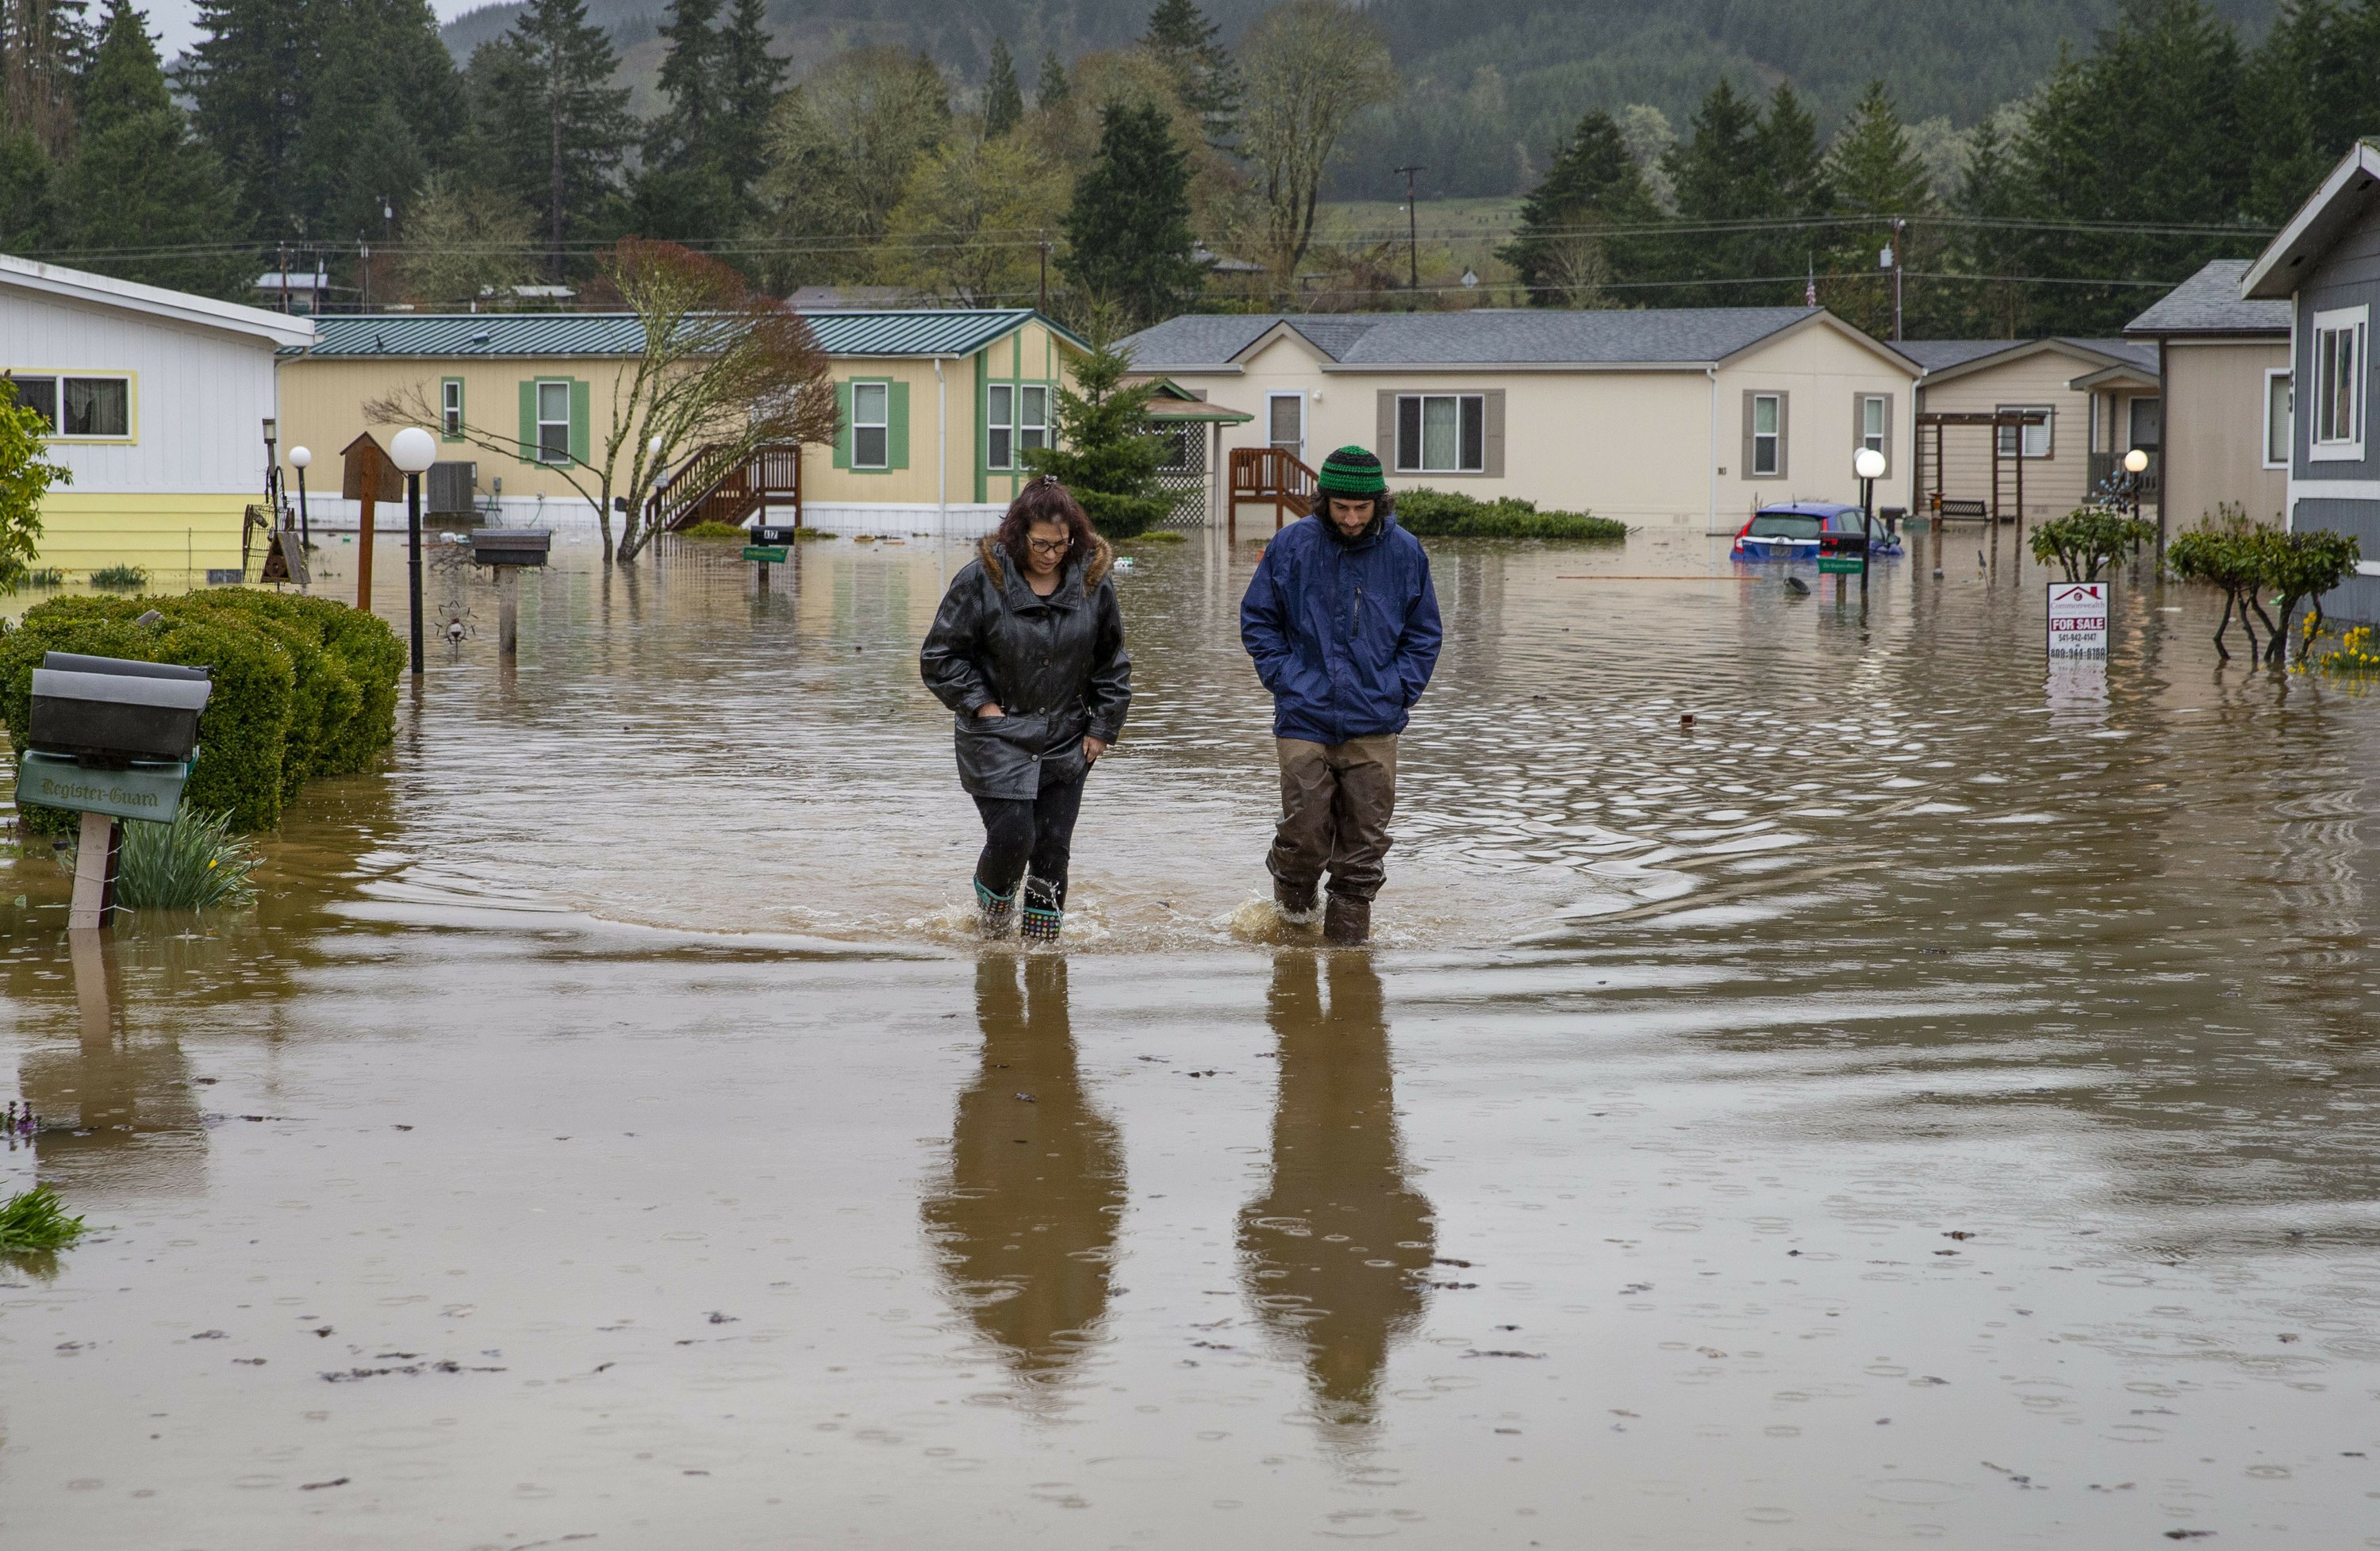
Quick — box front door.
[1267,393,1306,463]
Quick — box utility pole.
[1038,235,1049,313]
[1394,164,1424,304]
[1891,217,1906,343]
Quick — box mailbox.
[29,655,212,764]
[471,529,551,568]
[750,524,802,546]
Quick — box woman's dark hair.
[999,476,1097,576]
[1310,489,1395,520]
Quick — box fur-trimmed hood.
[977,532,1115,592]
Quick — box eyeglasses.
[1026,536,1073,556]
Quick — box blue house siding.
[2288,202,2380,621]
[2295,494,2380,620]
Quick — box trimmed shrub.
[1392,488,1626,541]
[0,589,400,832]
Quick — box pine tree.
[182,0,310,237]
[65,0,244,294]
[1021,324,1170,539]
[1956,117,2029,337]
[2244,0,2380,221]
[1061,101,1203,326]
[716,0,784,202]
[466,0,633,278]
[649,0,721,169]
[983,36,1023,137]
[1757,83,1830,219]
[1142,0,1240,148]
[2,0,95,157]
[1036,47,1069,111]
[0,129,56,250]
[291,0,460,245]
[1497,109,1664,306]
[1818,81,1933,336]
[1660,78,1767,302]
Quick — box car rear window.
[1747,514,1822,539]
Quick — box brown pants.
[1268,735,1398,903]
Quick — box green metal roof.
[295,309,1080,359]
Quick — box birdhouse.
[340,433,405,503]
[470,530,551,568]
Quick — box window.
[1751,393,1782,476]
[442,379,465,439]
[2128,395,2160,453]
[851,381,889,469]
[6,373,129,437]
[1019,386,1048,456]
[1996,405,2052,459]
[1267,392,1304,455]
[2265,368,2293,469]
[1860,394,1887,455]
[536,380,571,463]
[2312,305,2367,459]
[1157,424,1196,470]
[987,383,1013,470]
[1393,394,1485,473]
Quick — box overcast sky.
[146,0,484,60]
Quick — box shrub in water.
[89,564,148,589]
[67,807,260,909]
[21,567,63,587]
[678,520,746,539]
[0,1184,86,1253]
[1392,488,1626,541]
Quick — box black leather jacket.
[919,535,1131,800]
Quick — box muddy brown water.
[3,528,2378,1547]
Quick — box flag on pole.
[1806,255,1818,307]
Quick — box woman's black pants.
[973,765,1088,908]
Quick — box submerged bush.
[0,1185,87,1253]
[21,567,63,587]
[89,564,148,589]
[2029,509,2156,582]
[65,807,260,909]
[678,520,747,539]
[1393,488,1626,541]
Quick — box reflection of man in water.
[921,957,1123,1402]
[1239,951,1435,1434]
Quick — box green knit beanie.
[1315,445,1387,497]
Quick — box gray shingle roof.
[1900,336,2159,374]
[1121,307,1839,369]
[2125,259,2291,336]
[301,308,1064,359]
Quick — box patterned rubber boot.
[974,878,1017,939]
[1020,877,1064,943]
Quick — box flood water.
[5,526,2380,1548]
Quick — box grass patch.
[0,1185,87,1253]
[1394,489,1626,542]
[20,567,63,587]
[1133,531,1188,544]
[678,520,747,539]
[88,564,149,589]
[114,808,262,909]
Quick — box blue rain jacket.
[1240,512,1443,745]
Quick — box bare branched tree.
[1541,232,1612,309]
[1239,0,1394,296]
[367,240,839,563]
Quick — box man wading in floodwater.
[1240,447,1442,946]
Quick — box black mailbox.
[750,524,802,545]
[471,529,552,568]
[30,655,212,764]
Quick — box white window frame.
[1266,390,1305,459]
[534,379,571,464]
[8,371,134,440]
[1996,404,2053,460]
[1860,394,1887,456]
[850,380,890,470]
[1751,393,1782,477]
[2310,305,2367,462]
[442,378,465,438]
[986,383,1014,470]
[1019,385,1048,457]
[2264,367,2293,470]
[1393,393,1485,474]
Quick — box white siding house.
[1,255,313,580]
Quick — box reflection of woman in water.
[1239,952,1436,1433]
[919,478,1131,943]
[921,956,1123,1401]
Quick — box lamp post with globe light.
[2124,446,2153,547]
[288,446,312,553]
[1855,446,1887,605]
[390,427,437,674]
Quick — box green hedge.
[0,590,401,833]
[1393,488,1627,541]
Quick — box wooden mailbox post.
[342,433,405,613]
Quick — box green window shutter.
[517,380,536,463]
[833,380,852,469]
[889,381,910,469]
[569,379,591,466]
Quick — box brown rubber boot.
[1274,877,1319,921]
[1322,893,1371,946]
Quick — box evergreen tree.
[65,0,244,294]
[2,0,95,157]
[1060,100,1203,326]
[716,0,785,202]
[1756,82,1830,220]
[1819,81,1934,336]
[983,36,1023,137]
[182,0,310,236]
[647,0,722,172]
[291,0,459,245]
[1142,0,1240,148]
[1956,117,2029,337]
[0,129,58,251]
[466,0,633,278]
[1021,323,1170,539]
[1036,47,1069,111]
[1660,78,1767,301]
[2242,0,2380,221]
[1497,109,1664,305]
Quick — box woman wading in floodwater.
[920,477,1130,943]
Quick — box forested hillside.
[440,0,2277,194]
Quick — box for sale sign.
[2048,581,2109,657]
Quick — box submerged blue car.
[1730,501,1904,562]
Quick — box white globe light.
[648,434,665,459]
[390,426,437,474]
[1853,447,1887,481]
[288,445,312,470]
[2123,447,2149,474]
